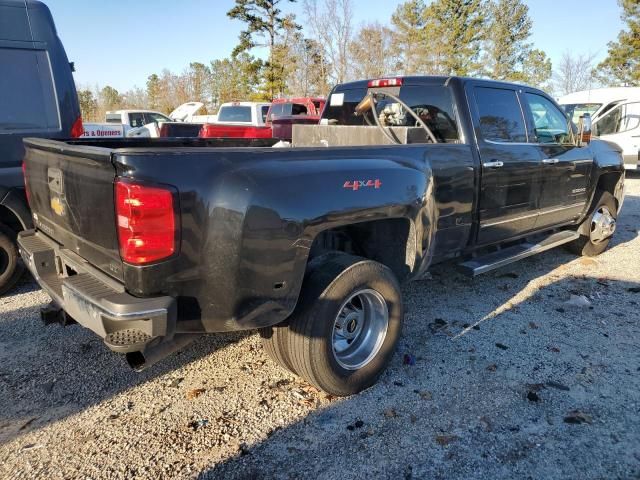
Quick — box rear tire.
[566,191,617,257]
[271,253,403,396]
[259,321,298,375]
[0,224,24,296]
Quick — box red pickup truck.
[268,97,326,141]
[199,102,272,139]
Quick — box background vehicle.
[0,0,81,294]
[267,97,326,141]
[199,101,272,139]
[19,76,624,396]
[560,87,640,169]
[85,103,205,138]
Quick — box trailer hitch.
[40,302,77,327]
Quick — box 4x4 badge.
[343,179,382,191]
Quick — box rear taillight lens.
[70,116,84,138]
[22,161,30,206]
[159,123,169,137]
[115,179,177,265]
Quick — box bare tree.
[553,51,598,96]
[303,0,354,85]
[349,22,401,79]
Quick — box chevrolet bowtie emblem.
[50,196,65,216]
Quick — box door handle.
[483,161,504,168]
[542,158,559,164]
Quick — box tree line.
[77,0,640,122]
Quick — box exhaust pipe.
[126,334,200,372]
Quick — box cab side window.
[524,93,571,144]
[474,87,527,143]
[128,112,145,128]
[595,102,640,136]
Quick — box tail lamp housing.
[115,179,178,265]
[70,116,84,138]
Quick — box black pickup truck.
[19,76,625,396]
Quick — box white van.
[559,87,640,169]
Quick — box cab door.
[469,84,542,245]
[520,91,594,229]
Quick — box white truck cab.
[214,102,271,126]
[560,87,640,169]
[82,103,205,138]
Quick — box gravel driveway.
[1,176,639,480]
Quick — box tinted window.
[0,48,60,132]
[524,93,571,144]
[291,104,308,115]
[261,105,270,122]
[128,112,146,128]
[322,85,459,142]
[218,106,252,123]
[474,87,527,143]
[270,103,290,118]
[595,102,640,136]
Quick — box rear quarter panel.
[114,143,475,333]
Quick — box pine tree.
[391,0,429,75]
[227,0,300,98]
[596,0,640,86]
[77,89,98,121]
[146,74,161,110]
[425,0,487,76]
[483,0,552,87]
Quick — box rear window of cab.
[322,84,459,143]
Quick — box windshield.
[218,106,252,123]
[322,85,459,142]
[561,103,602,124]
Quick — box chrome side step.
[458,230,580,277]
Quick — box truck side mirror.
[578,113,592,145]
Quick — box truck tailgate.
[23,138,124,281]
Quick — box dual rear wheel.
[260,253,403,397]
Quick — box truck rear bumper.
[18,230,177,353]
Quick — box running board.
[458,230,580,277]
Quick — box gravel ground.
[1,176,639,480]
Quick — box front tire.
[566,191,617,257]
[0,224,25,296]
[276,253,403,396]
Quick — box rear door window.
[0,48,60,133]
[218,106,252,123]
[474,87,527,143]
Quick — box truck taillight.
[70,116,84,138]
[22,161,30,206]
[368,77,403,88]
[115,179,177,265]
[159,123,170,137]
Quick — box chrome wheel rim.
[332,289,389,370]
[590,206,616,244]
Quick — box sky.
[43,0,625,92]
